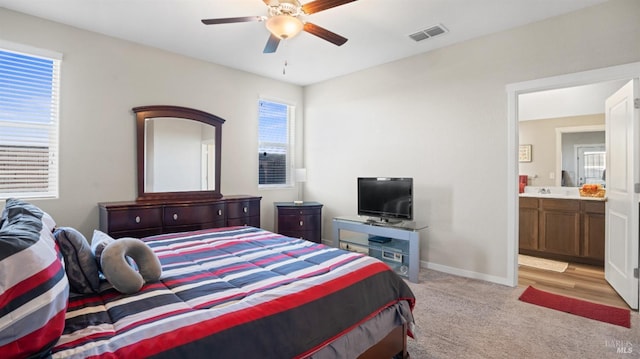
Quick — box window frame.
[257,98,295,189]
[0,40,62,200]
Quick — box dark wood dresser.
[274,202,323,243]
[99,195,261,239]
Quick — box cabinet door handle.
[218,209,223,216]
[173,213,178,221]
[135,216,141,224]
[299,220,304,227]
[243,207,248,213]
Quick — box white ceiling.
[519,80,629,121]
[0,0,608,86]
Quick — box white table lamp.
[294,168,307,204]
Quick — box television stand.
[333,216,428,283]
[366,217,403,225]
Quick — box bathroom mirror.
[519,119,605,188]
[134,105,225,200]
[557,127,605,187]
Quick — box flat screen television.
[357,177,413,222]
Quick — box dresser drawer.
[278,214,321,232]
[227,200,260,218]
[109,227,164,240]
[163,203,226,226]
[227,215,260,227]
[104,206,163,233]
[277,207,321,216]
[163,220,227,234]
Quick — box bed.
[0,199,415,359]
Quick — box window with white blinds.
[0,45,61,199]
[583,150,606,185]
[258,99,293,187]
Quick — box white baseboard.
[420,260,514,287]
[326,237,515,287]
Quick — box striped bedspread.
[52,226,415,358]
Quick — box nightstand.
[274,202,323,243]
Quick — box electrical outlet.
[549,172,555,179]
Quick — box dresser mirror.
[134,105,225,200]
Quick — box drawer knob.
[299,220,304,227]
[243,207,248,213]
[135,216,141,223]
[218,209,223,216]
[173,213,178,221]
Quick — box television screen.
[357,177,413,221]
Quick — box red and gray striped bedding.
[0,199,69,359]
[52,226,415,358]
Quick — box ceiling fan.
[201,0,358,53]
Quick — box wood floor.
[518,260,630,310]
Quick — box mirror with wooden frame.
[134,105,225,200]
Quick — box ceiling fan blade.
[263,34,281,53]
[301,0,358,15]
[201,16,265,25]
[303,22,348,46]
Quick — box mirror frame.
[134,105,225,201]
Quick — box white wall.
[303,0,640,283]
[0,8,305,236]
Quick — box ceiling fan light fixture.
[265,15,303,39]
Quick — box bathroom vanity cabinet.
[519,197,605,265]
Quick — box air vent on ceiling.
[409,24,448,42]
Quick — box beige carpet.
[518,254,568,272]
[404,269,639,359]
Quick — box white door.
[605,79,639,309]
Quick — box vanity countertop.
[519,187,606,201]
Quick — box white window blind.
[258,99,292,186]
[0,46,61,199]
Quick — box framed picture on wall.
[519,144,532,162]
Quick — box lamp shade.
[295,168,307,183]
[265,15,303,39]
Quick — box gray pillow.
[91,229,115,270]
[100,237,161,294]
[91,230,139,272]
[54,227,100,294]
[0,205,6,230]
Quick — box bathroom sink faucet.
[538,188,550,194]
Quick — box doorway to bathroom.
[517,84,620,308]
[506,62,640,310]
